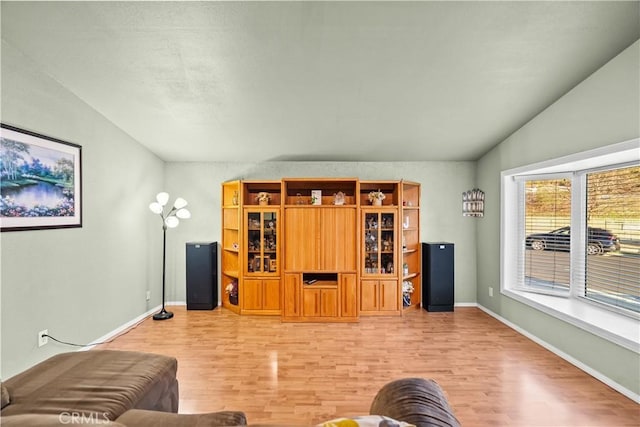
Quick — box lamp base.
[153,309,174,321]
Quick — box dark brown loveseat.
[1,350,459,426]
[0,350,246,426]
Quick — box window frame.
[501,138,640,354]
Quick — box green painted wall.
[0,42,164,379]
[476,40,640,396]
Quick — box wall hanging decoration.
[0,124,82,231]
[462,188,484,217]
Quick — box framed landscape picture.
[1,124,82,231]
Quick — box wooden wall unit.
[221,178,420,322]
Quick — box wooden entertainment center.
[221,178,421,322]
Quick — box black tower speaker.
[186,242,218,310]
[422,242,454,312]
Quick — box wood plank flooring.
[97,306,639,426]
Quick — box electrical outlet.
[488,287,494,297]
[38,329,48,347]
[146,291,151,301]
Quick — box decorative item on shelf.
[368,189,385,206]
[462,188,485,217]
[226,280,239,306]
[403,215,410,229]
[402,280,414,307]
[311,190,322,205]
[403,262,409,276]
[232,190,239,206]
[296,193,304,205]
[253,256,265,272]
[149,192,191,320]
[256,192,271,206]
[333,191,345,205]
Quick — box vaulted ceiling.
[2,1,639,162]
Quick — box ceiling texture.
[1,1,639,162]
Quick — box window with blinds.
[583,165,640,314]
[514,165,640,316]
[520,177,572,293]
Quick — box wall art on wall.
[0,124,82,231]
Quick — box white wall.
[0,42,164,378]
[476,41,640,396]
[163,161,478,304]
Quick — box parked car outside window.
[525,226,620,255]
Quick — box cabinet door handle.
[374,284,378,308]
[342,280,347,314]
[293,280,298,316]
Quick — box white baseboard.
[165,301,186,306]
[454,302,478,307]
[477,304,640,403]
[77,305,162,351]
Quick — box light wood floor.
[97,306,639,426]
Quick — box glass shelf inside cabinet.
[364,212,395,275]
[247,211,277,274]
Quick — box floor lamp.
[149,192,191,321]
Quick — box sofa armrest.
[369,378,461,427]
[115,409,247,427]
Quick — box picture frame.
[311,190,322,205]
[269,259,277,272]
[1,124,82,231]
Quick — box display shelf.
[245,209,279,276]
[282,178,358,206]
[360,180,400,206]
[221,181,242,313]
[401,180,421,311]
[362,210,397,276]
[243,180,282,207]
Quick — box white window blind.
[583,165,640,314]
[518,176,572,294]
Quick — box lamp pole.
[149,192,190,321]
[153,223,173,320]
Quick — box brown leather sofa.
[1,350,459,426]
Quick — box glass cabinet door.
[247,210,278,274]
[363,211,395,275]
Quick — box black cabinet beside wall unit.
[422,242,454,312]
[186,242,218,310]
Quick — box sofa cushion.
[1,382,10,409]
[1,350,178,420]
